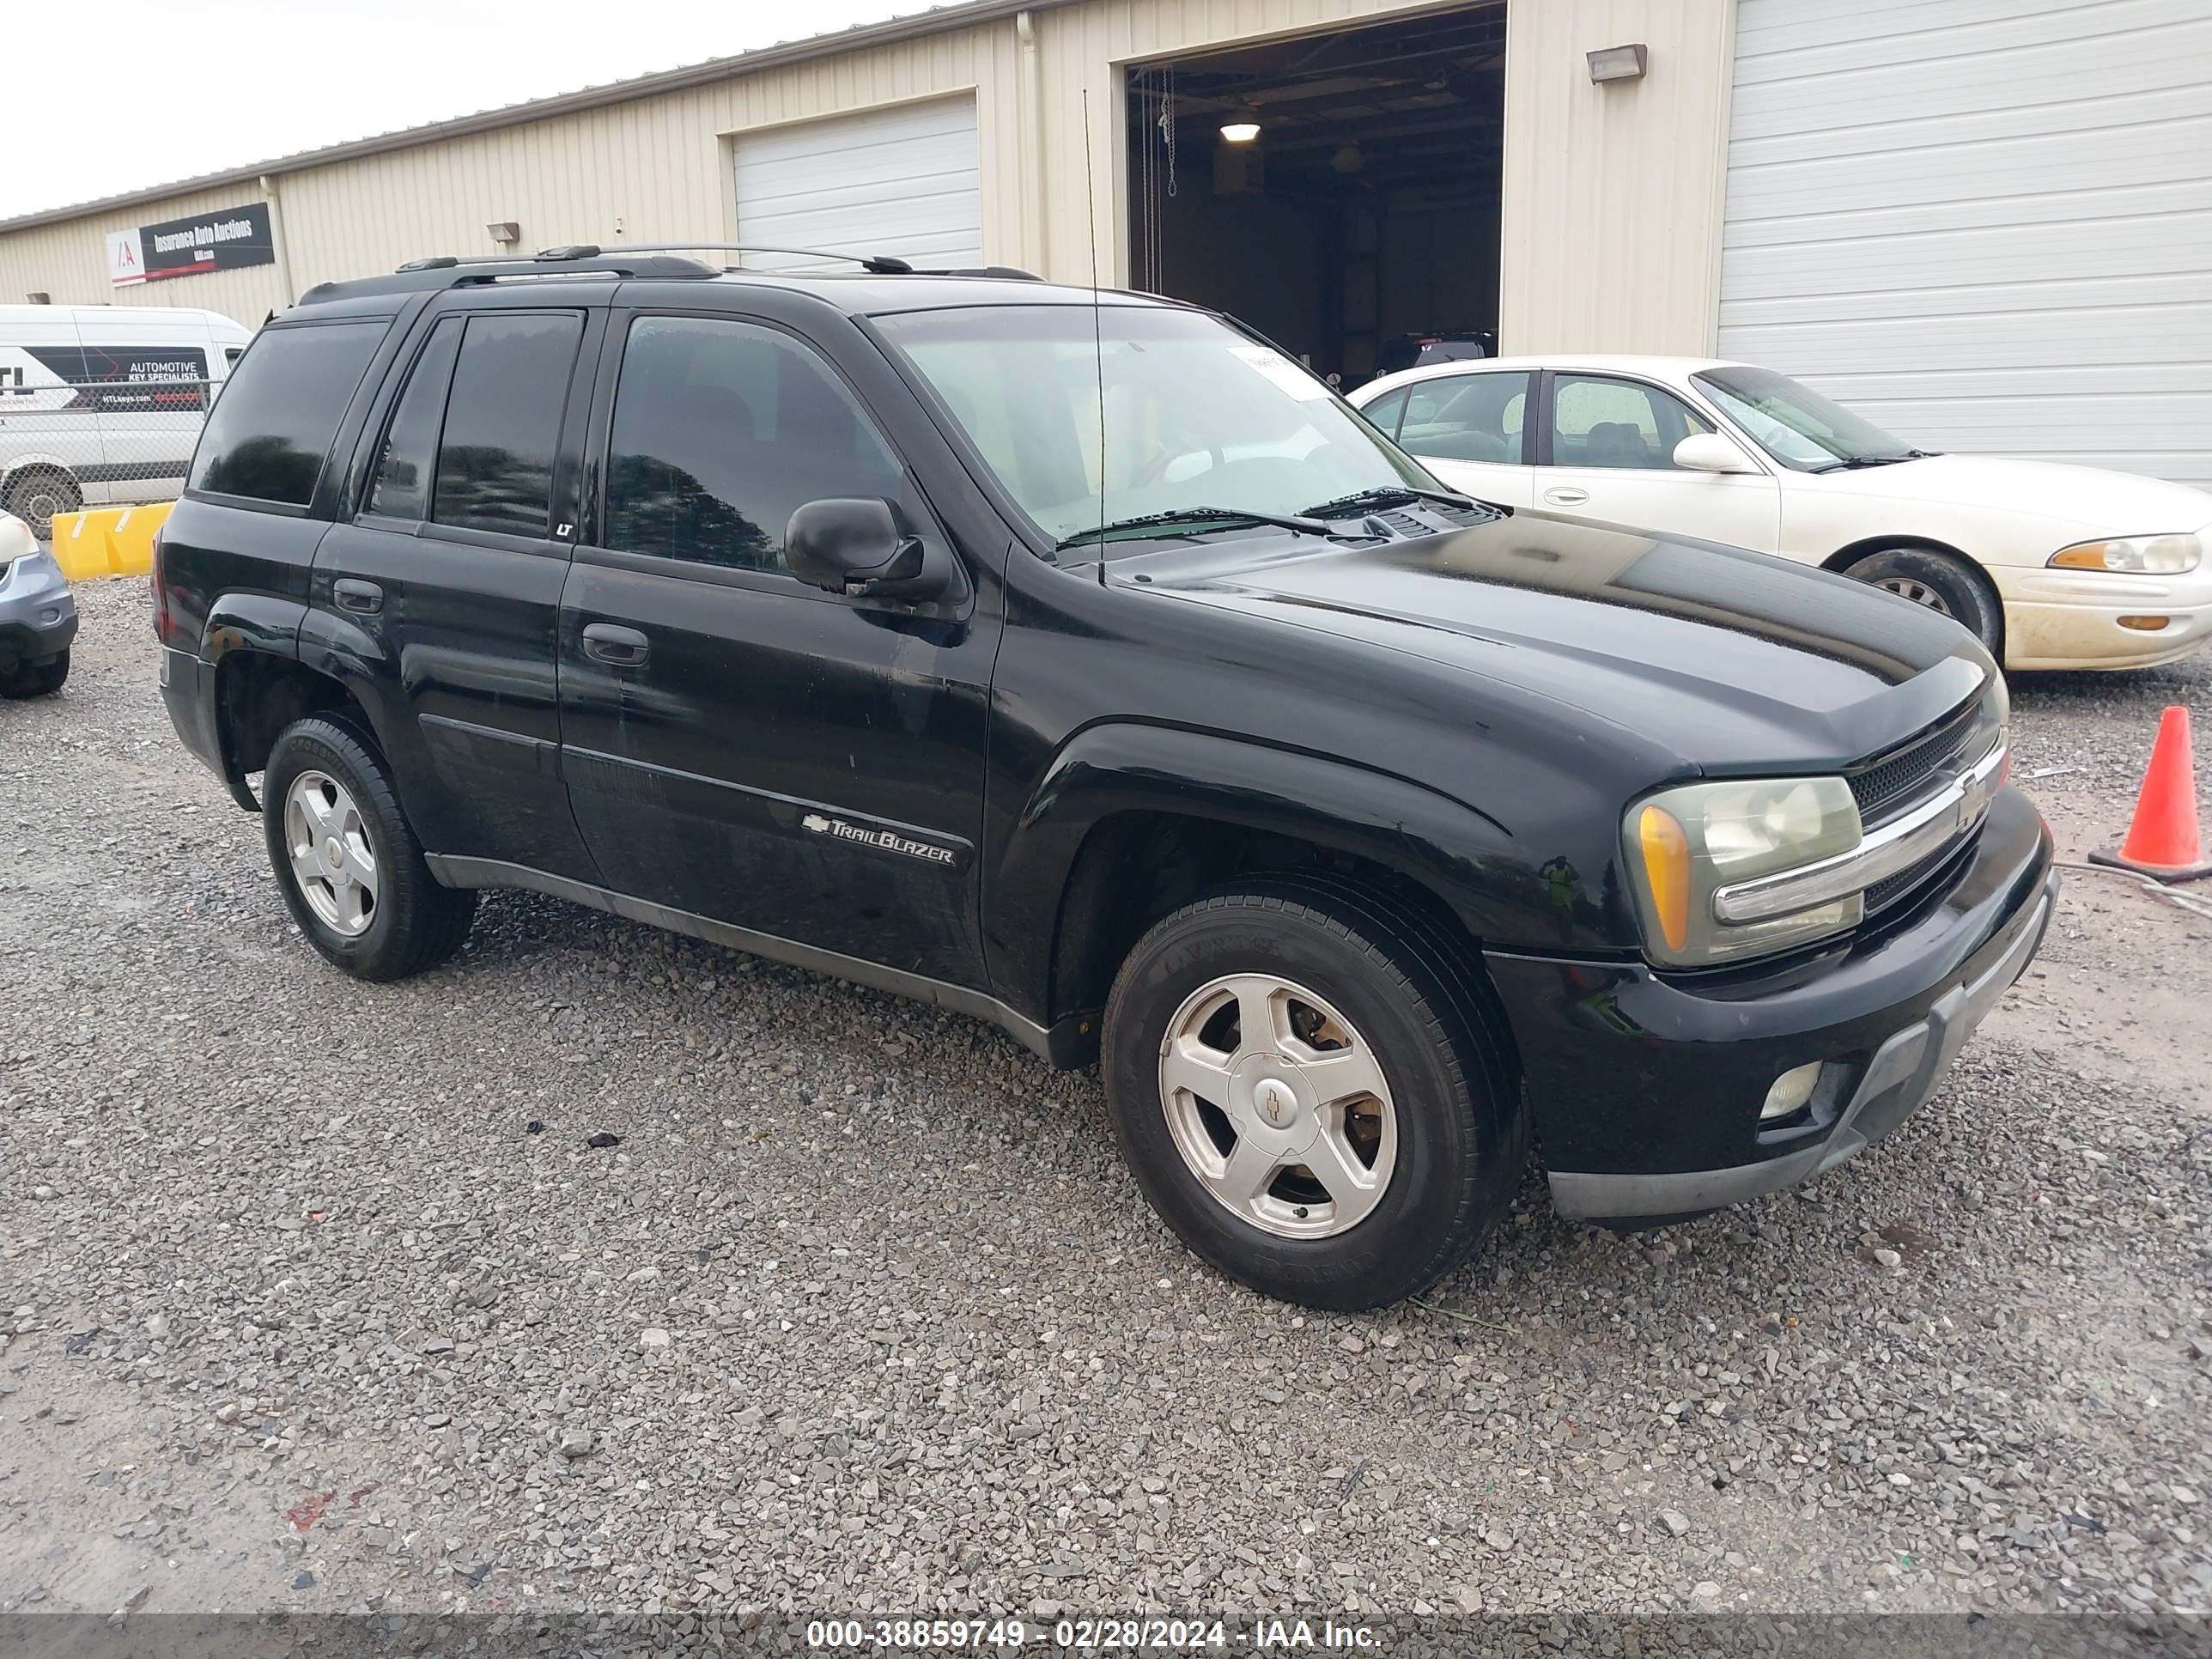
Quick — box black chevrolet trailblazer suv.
[154,247,2057,1310]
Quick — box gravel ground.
[3,579,2209,1630]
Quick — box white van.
[0,302,255,533]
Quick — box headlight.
[1625,776,1863,967]
[2048,533,2201,574]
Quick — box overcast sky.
[8,0,917,220]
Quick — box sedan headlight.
[2048,533,2201,574]
[1625,777,1863,967]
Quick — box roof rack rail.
[920,265,1041,280]
[297,246,719,305]
[590,241,916,274]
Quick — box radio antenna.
[1083,88,1108,586]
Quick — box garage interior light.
[1586,43,1648,83]
[1218,119,1261,143]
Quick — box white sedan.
[1347,355,2212,672]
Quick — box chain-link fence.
[1,364,216,535]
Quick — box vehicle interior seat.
[1584,422,1652,468]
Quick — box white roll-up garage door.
[732,96,981,275]
[1720,0,2212,488]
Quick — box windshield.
[1692,365,1914,471]
[873,304,1436,550]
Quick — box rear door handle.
[1543,487,1589,506]
[333,578,383,615]
[581,622,650,667]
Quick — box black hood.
[1115,514,1994,775]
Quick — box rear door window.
[430,313,584,538]
[189,320,386,506]
[600,314,904,578]
[365,317,465,520]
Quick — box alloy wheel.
[283,769,379,937]
[1875,576,1953,616]
[1156,972,1399,1239]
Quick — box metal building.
[1,0,2206,484]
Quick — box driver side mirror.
[1673,433,1759,475]
[786,498,951,603]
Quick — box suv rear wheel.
[263,714,477,981]
[1103,878,1524,1310]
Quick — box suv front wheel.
[1103,879,1525,1310]
[263,714,477,981]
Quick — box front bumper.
[0,548,79,671]
[1992,562,2212,671]
[1485,787,2056,1222]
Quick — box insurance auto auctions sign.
[106,202,274,286]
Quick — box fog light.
[2117,615,2170,631]
[1762,1061,1823,1121]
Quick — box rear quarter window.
[189,320,386,506]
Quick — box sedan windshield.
[873,304,1437,551]
[1692,365,1923,472]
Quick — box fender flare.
[992,720,1559,1023]
[201,595,399,812]
[198,594,312,811]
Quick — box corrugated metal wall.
[0,0,1738,356]
[1720,0,2212,487]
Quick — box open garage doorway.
[1127,4,1506,391]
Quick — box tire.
[1103,877,1526,1310]
[1844,545,2002,657]
[2,468,82,539]
[0,649,68,698]
[262,713,477,981]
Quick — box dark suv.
[154,248,2056,1310]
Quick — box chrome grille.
[1848,696,1984,824]
[1863,833,1973,918]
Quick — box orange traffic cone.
[2089,705,2212,883]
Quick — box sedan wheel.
[1874,576,1952,616]
[1844,545,2003,659]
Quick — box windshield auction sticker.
[1225,344,1332,401]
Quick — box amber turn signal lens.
[2117,615,2171,631]
[1637,804,1691,953]
[2050,546,2110,570]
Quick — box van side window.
[601,315,903,576]
[430,313,583,538]
[366,318,464,520]
[190,322,386,507]
[80,346,209,415]
[223,347,245,368]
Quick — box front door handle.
[333,578,383,615]
[1543,486,1590,506]
[581,622,650,668]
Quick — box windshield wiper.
[1809,449,1939,473]
[1300,484,1483,518]
[1054,506,1333,550]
